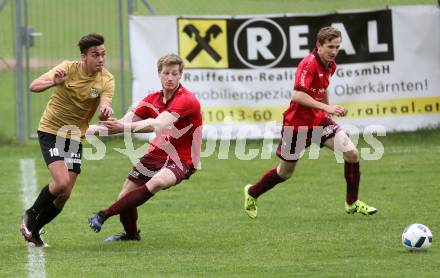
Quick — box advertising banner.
[129,5,440,138]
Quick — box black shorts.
[38,130,83,174]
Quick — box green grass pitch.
[1,130,439,277]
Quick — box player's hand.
[86,124,108,136]
[326,105,347,117]
[53,68,67,85]
[99,119,124,134]
[99,103,114,121]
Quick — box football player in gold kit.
[19,33,114,247]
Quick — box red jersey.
[133,85,202,168]
[283,49,336,129]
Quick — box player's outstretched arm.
[130,111,178,133]
[29,68,66,92]
[98,110,178,134]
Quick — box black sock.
[33,202,62,233]
[28,184,56,214]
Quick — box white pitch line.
[20,159,46,278]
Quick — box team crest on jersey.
[90,88,100,98]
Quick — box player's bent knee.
[51,177,75,196]
[55,180,70,191]
[278,171,293,180]
[277,161,296,180]
[344,148,359,163]
[57,189,72,201]
[50,180,67,194]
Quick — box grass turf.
[1,130,439,277]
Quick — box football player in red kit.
[244,26,377,219]
[87,53,202,240]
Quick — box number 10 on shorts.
[49,148,59,157]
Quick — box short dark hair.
[157,53,184,73]
[78,33,105,54]
[316,27,341,45]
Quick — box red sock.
[120,207,138,238]
[101,186,153,218]
[249,168,285,198]
[345,162,360,204]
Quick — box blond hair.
[157,53,184,73]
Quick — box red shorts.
[127,155,195,185]
[276,117,340,161]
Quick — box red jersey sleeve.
[167,94,200,118]
[133,96,154,119]
[294,56,316,94]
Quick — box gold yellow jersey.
[37,61,114,139]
